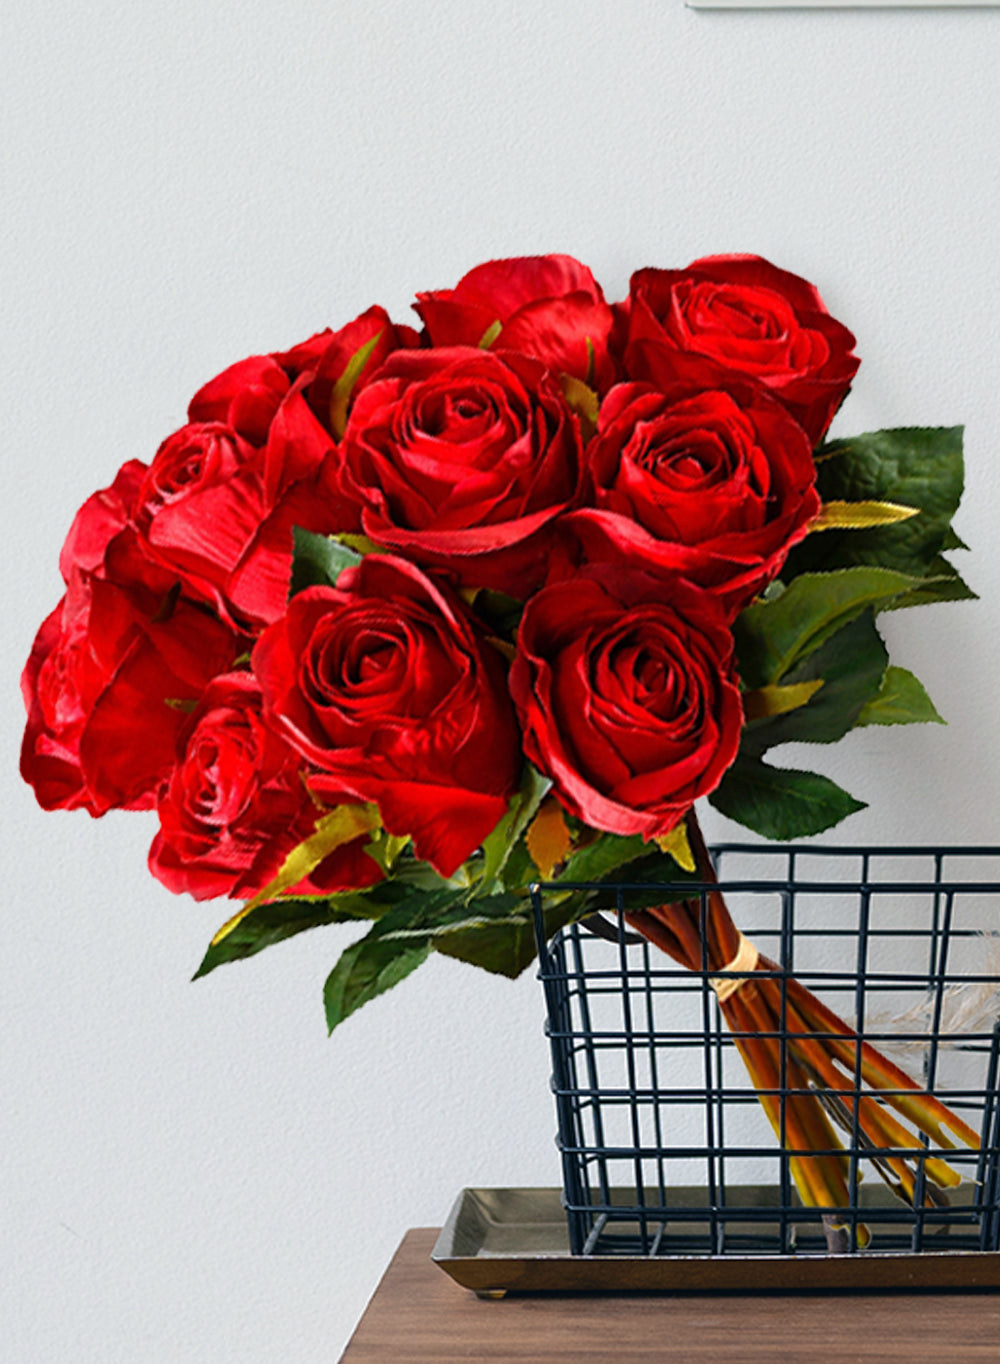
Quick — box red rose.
[134,419,266,604]
[272,306,420,434]
[187,354,293,445]
[58,458,148,578]
[415,254,617,393]
[142,309,419,627]
[134,387,351,627]
[21,563,241,814]
[149,672,382,900]
[566,375,820,616]
[334,346,584,597]
[623,255,859,445]
[509,565,743,838]
[23,458,244,814]
[252,555,521,876]
[189,306,419,443]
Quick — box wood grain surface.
[340,1228,1000,1361]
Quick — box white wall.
[3,2,999,1358]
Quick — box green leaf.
[289,528,363,597]
[443,832,711,974]
[856,666,944,727]
[321,883,474,1030]
[556,831,703,894]
[733,567,919,688]
[550,846,706,930]
[432,917,536,978]
[557,831,649,883]
[436,867,699,975]
[787,427,964,579]
[476,764,551,892]
[427,891,541,978]
[329,331,383,439]
[375,891,525,944]
[361,830,411,877]
[710,755,866,840]
[472,589,525,638]
[882,555,977,611]
[193,879,416,979]
[433,893,586,978]
[386,850,477,893]
[500,837,536,893]
[322,883,546,1019]
[324,935,430,1032]
[607,851,706,896]
[741,610,888,755]
[441,822,710,974]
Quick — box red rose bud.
[566,375,820,616]
[334,346,584,598]
[251,554,521,876]
[624,255,859,445]
[415,254,618,393]
[149,672,382,901]
[509,565,743,839]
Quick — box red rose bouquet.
[22,254,975,1223]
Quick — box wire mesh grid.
[532,845,1000,1258]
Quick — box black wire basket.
[532,844,1000,1259]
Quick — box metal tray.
[431,1187,1000,1296]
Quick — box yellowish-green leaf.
[486,635,517,662]
[584,337,596,388]
[526,798,573,880]
[743,678,825,722]
[560,373,599,439]
[336,532,384,556]
[210,804,381,946]
[478,319,502,348]
[477,764,551,892]
[653,820,696,873]
[329,332,383,439]
[810,500,920,533]
[363,829,410,876]
[164,697,199,714]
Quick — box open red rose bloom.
[22,253,978,1225]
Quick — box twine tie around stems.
[709,931,759,1003]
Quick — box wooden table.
[340,1228,1000,1361]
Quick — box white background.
[3,2,1000,1359]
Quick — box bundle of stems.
[624,814,980,1242]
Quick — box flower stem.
[622,808,979,1225]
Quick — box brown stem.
[615,806,980,1216]
[684,808,742,966]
